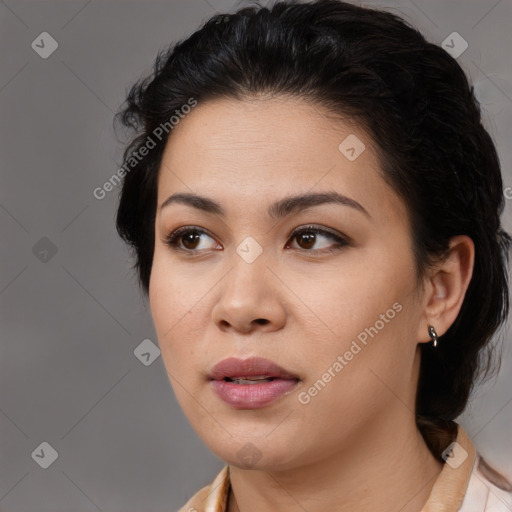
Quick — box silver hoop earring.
[428,325,438,347]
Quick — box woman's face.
[149,95,427,470]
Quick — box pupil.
[299,232,315,249]
[183,233,200,249]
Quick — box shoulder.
[459,454,512,512]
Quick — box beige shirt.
[178,424,512,512]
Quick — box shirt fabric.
[177,423,512,512]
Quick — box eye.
[163,226,220,252]
[287,224,349,254]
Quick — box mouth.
[209,356,300,382]
[208,356,300,409]
[222,376,278,384]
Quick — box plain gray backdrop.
[1,0,512,510]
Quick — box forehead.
[160,95,362,168]
[156,95,406,225]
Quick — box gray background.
[1,0,511,510]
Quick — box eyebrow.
[159,191,370,220]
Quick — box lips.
[209,356,300,409]
[209,356,300,381]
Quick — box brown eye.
[288,225,349,253]
[164,227,219,252]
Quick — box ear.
[416,235,475,343]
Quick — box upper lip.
[209,356,300,381]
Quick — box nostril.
[255,318,269,325]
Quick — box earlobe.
[418,235,475,344]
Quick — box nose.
[211,249,287,334]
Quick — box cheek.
[290,247,417,388]
[148,254,218,385]
[297,251,410,337]
[149,259,192,366]
[149,251,207,334]
[149,272,204,417]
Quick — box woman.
[114,0,512,510]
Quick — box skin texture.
[149,95,475,512]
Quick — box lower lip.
[210,379,299,409]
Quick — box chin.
[203,431,306,472]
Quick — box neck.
[227,408,444,512]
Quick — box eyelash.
[163,224,349,256]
